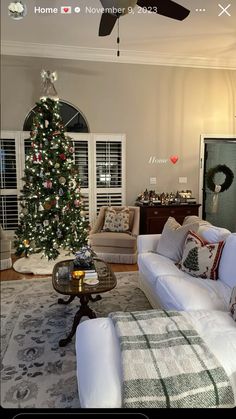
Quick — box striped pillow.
[229,287,236,322]
[179,230,225,280]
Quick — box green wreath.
[206,164,234,192]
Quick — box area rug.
[13,250,74,275]
[1,272,152,408]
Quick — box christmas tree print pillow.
[229,287,236,322]
[178,230,225,280]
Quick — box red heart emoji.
[64,7,69,12]
[170,155,178,164]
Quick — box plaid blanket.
[109,310,234,408]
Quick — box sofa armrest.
[137,234,161,254]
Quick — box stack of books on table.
[84,270,98,280]
[73,264,98,280]
[83,269,99,285]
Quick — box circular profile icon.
[8,1,27,20]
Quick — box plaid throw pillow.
[179,230,225,280]
[229,287,236,322]
[103,207,130,232]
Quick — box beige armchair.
[0,225,12,270]
[89,206,140,264]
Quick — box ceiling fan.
[99,0,190,36]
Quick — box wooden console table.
[137,204,201,234]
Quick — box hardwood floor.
[0,255,138,281]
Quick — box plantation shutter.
[1,131,126,233]
[0,132,21,232]
[94,134,126,218]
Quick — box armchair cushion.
[102,207,130,233]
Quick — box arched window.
[23,100,90,132]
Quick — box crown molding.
[2,41,236,70]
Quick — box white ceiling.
[1,0,236,68]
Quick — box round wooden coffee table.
[52,258,117,347]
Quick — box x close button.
[218,3,231,16]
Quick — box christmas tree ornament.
[55,163,60,169]
[59,188,64,196]
[45,120,49,128]
[38,203,44,211]
[43,180,53,189]
[43,220,49,227]
[74,199,80,207]
[44,202,52,210]
[69,179,77,189]
[23,239,30,247]
[59,176,66,185]
[22,208,28,215]
[40,70,59,100]
[59,153,66,161]
[57,229,63,238]
[33,153,42,164]
[50,199,57,206]
[30,130,36,138]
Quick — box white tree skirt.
[13,250,74,275]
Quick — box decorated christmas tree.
[14,70,89,260]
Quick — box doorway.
[199,136,236,232]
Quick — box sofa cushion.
[198,225,230,243]
[138,253,230,311]
[179,230,225,280]
[156,217,199,262]
[218,233,236,288]
[183,216,211,227]
[229,287,236,322]
[90,232,136,249]
[183,216,231,243]
[102,207,130,233]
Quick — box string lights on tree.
[14,70,89,260]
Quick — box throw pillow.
[229,287,236,322]
[156,217,199,262]
[179,230,225,280]
[102,207,130,233]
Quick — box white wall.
[1,55,236,204]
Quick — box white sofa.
[76,311,236,408]
[138,224,236,311]
[76,221,236,408]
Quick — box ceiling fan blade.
[137,0,190,21]
[99,12,118,36]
